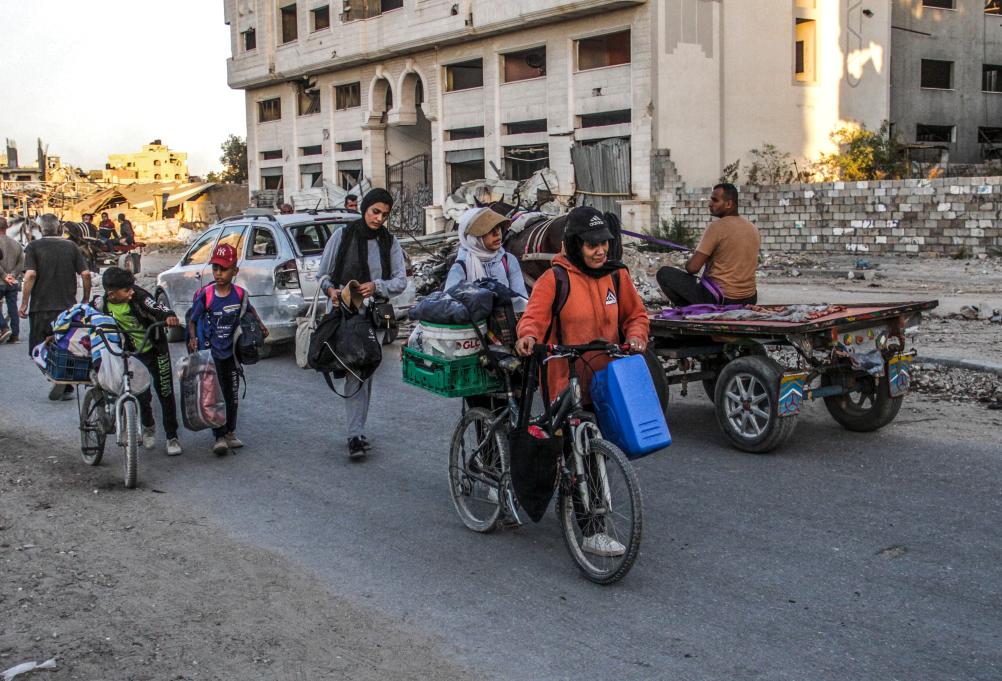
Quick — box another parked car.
[155,210,359,354]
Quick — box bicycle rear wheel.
[558,438,642,585]
[79,387,107,466]
[121,400,139,489]
[449,407,506,533]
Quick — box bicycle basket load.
[178,350,226,431]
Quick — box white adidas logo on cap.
[589,215,605,227]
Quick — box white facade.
[225,0,893,230]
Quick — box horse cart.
[646,301,939,453]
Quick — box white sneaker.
[224,432,244,449]
[0,329,11,344]
[212,437,230,456]
[485,485,499,504]
[142,427,156,450]
[166,438,182,456]
[582,533,626,557]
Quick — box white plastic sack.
[96,352,151,396]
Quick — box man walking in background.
[19,213,91,399]
[0,217,25,344]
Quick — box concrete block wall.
[660,174,1002,256]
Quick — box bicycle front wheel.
[121,400,139,489]
[558,438,642,585]
[79,387,107,466]
[449,407,507,533]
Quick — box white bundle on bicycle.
[50,304,151,395]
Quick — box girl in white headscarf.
[444,206,529,312]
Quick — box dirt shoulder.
[0,429,470,681]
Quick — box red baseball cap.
[209,243,238,269]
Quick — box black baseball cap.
[565,206,613,244]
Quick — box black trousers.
[136,348,179,439]
[656,267,758,307]
[28,310,61,356]
[212,354,240,438]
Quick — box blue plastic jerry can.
[591,355,672,459]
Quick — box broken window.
[503,145,549,181]
[261,149,283,160]
[979,127,1002,143]
[988,1,1002,14]
[579,110,631,128]
[280,4,298,44]
[505,120,548,135]
[795,18,817,83]
[503,47,547,83]
[337,140,362,152]
[261,167,284,190]
[297,82,321,116]
[258,98,282,123]
[312,5,330,31]
[576,31,631,71]
[301,145,322,156]
[242,28,256,51]
[249,227,278,258]
[446,59,484,92]
[916,124,954,143]
[337,160,362,190]
[446,149,485,191]
[341,0,403,21]
[300,163,323,189]
[921,59,953,89]
[983,64,1002,92]
[922,0,953,8]
[335,82,361,110]
[446,127,485,141]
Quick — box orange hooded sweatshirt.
[516,254,650,403]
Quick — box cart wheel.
[822,372,903,432]
[714,355,797,454]
[643,347,670,414]
[702,344,766,401]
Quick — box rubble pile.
[954,304,1002,323]
[911,364,1002,406]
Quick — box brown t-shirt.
[695,215,760,300]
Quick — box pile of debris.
[954,304,1002,323]
[912,364,1002,406]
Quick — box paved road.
[2,341,1000,680]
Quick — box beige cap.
[466,208,510,238]
[340,280,364,310]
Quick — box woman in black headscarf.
[317,188,408,458]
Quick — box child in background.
[94,266,183,456]
[187,243,269,456]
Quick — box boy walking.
[186,243,268,456]
[93,267,183,456]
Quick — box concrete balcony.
[227,0,646,90]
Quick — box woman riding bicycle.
[515,206,649,394]
[514,207,649,559]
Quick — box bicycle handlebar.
[534,341,631,357]
[72,320,166,358]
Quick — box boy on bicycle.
[187,243,268,456]
[93,266,183,456]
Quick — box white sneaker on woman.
[582,533,626,557]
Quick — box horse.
[7,216,41,248]
[501,210,623,289]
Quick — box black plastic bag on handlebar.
[507,352,564,523]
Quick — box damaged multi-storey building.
[223,0,1000,232]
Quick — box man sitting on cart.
[656,182,760,307]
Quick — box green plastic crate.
[401,346,500,398]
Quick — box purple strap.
[699,276,724,304]
[619,229,694,253]
[656,304,746,319]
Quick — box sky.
[0,1,246,176]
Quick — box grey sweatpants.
[342,373,373,439]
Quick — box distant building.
[890,0,1002,164]
[224,0,899,230]
[106,140,190,183]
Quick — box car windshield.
[286,221,353,255]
